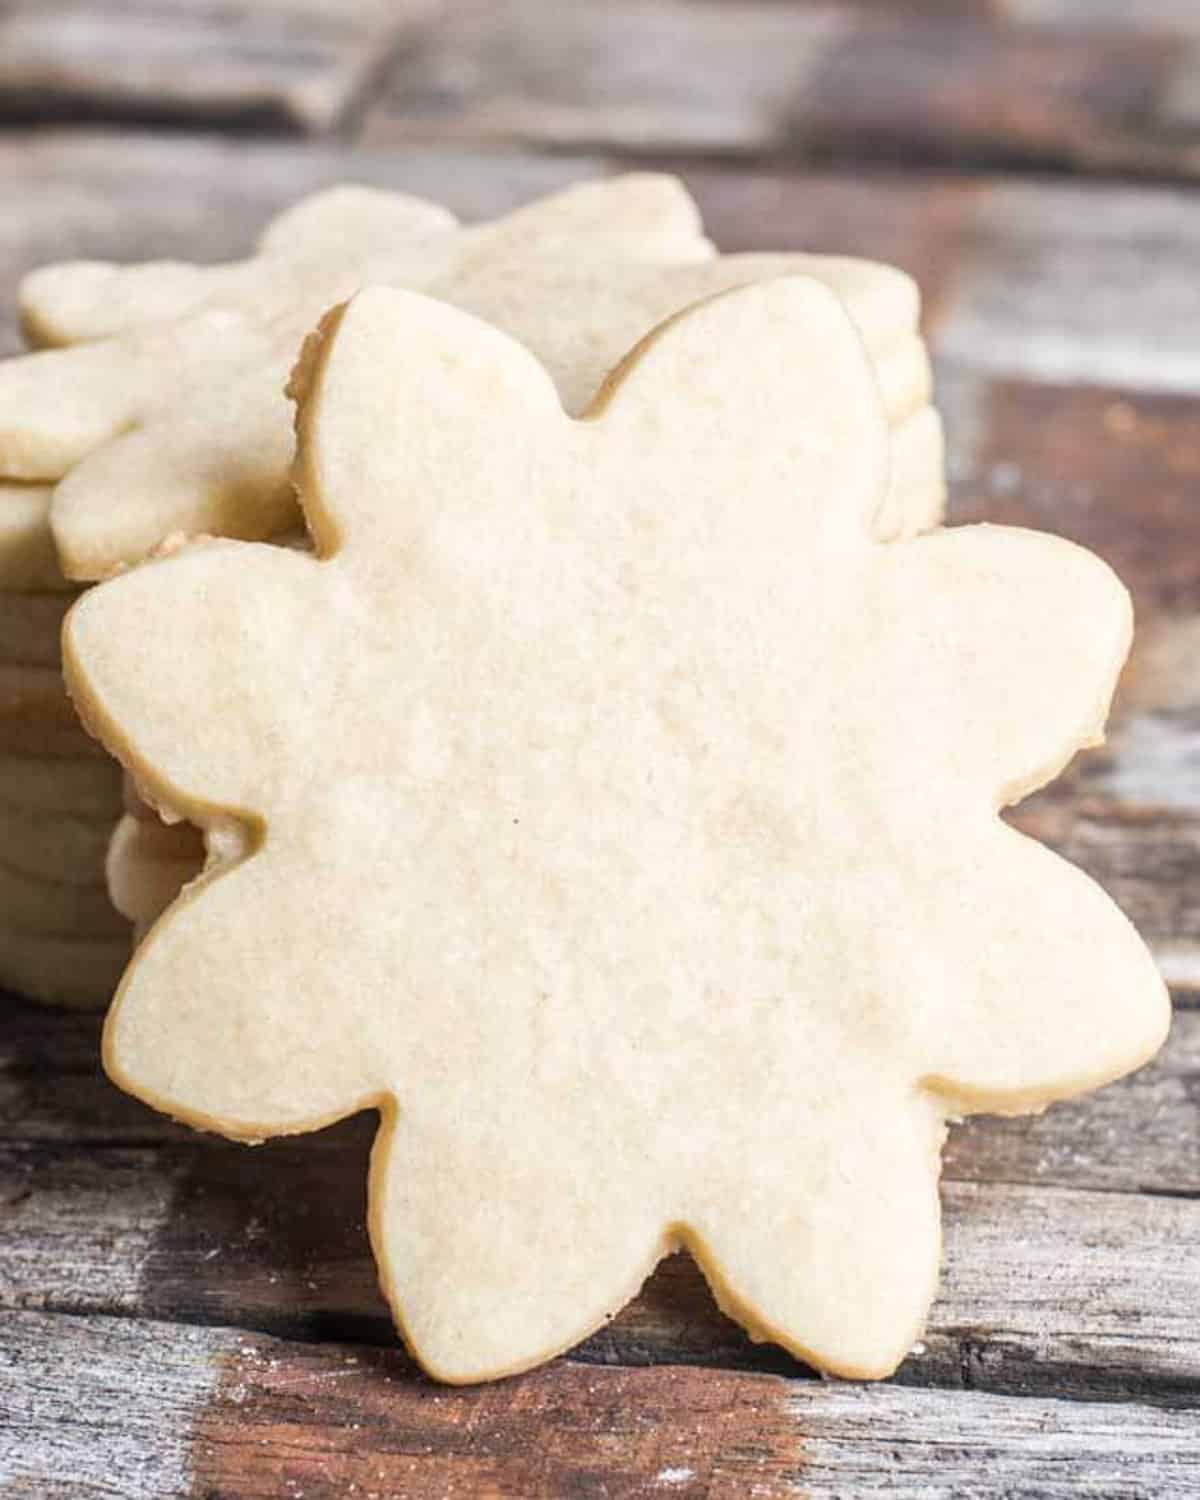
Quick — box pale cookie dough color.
[0,177,942,578]
[65,279,1167,1385]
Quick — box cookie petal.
[915,821,1169,1112]
[370,1095,671,1383]
[53,368,295,581]
[257,184,459,261]
[295,287,565,559]
[594,276,890,551]
[877,404,945,542]
[0,339,156,479]
[686,1088,944,1379]
[0,312,265,480]
[472,173,710,263]
[63,539,328,819]
[104,850,380,1138]
[21,261,241,349]
[875,525,1133,807]
[20,189,459,347]
[646,251,921,349]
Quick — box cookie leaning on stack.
[63,274,1168,1384]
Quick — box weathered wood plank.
[788,15,1191,179]
[3,1128,1199,1401]
[369,0,1200,179]
[0,0,434,136]
[930,181,1200,394]
[5,999,1197,1199]
[1006,1,1200,28]
[375,0,849,156]
[3,1308,1199,1500]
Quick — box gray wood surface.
[0,0,435,134]
[4,1132,1200,1402]
[369,0,1200,178]
[4,1309,1200,1500]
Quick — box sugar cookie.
[68,280,1163,1385]
[21,177,710,347]
[106,813,203,930]
[880,406,947,543]
[0,180,940,579]
[6,175,708,480]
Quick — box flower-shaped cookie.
[65,279,1165,1384]
[1,178,940,580]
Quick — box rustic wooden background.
[3,2,1200,1496]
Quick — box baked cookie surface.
[65,279,1167,1384]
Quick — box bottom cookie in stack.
[108,787,205,944]
[0,773,129,1005]
[0,482,129,1005]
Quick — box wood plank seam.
[11,1298,1200,1415]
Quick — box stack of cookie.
[0,481,126,1004]
[0,174,947,1005]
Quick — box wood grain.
[3,1097,1198,1401]
[369,0,1200,179]
[0,0,435,136]
[375,0,849,155]
[1004,1,1200,29]
[4,1308,1200,1500]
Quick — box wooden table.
[3,4,1200,1495]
